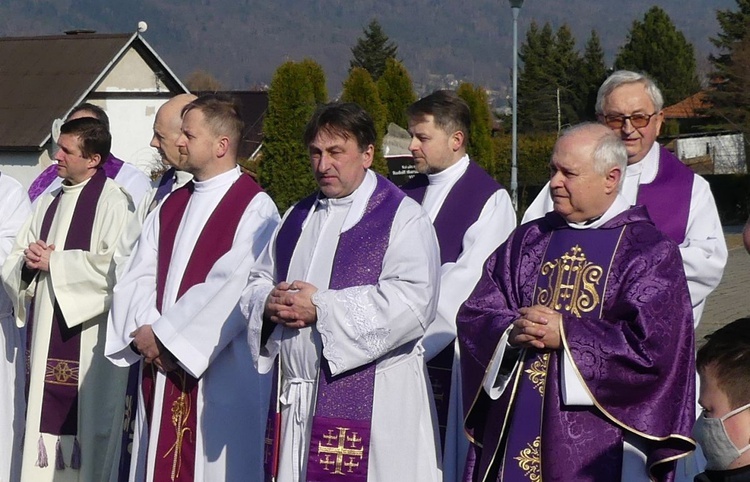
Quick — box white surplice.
[0,173,31,482]
[418,156,516,482]
[240,170,443,482]
[522,142,727,326]
[106,167,279,482]
[2,177,134,482]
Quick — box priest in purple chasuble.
[105,95,280,482]
[29,102,152,208]
[2,117,135,482]
[240,103,443,482]
[0,171,32,482]
[458,123,696,482]
[401,90,516,482]
[523,70,726,328]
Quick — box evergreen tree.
[706,1,750,149]
[456,83,496,176]
[614,6,700,105]
[341,67,388,174]
[350,19,398,81]
[577,30,608,120]
[261,59,327,212]
[377,58,416,129]
[517,22,583,133]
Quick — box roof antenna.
[137,21,148,33]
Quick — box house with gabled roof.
[0,29,188,188]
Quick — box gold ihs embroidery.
[536,245,603,317]
[514,436,542,481]
[524,353,549,395]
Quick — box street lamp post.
[509,0,524,211]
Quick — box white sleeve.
[314,200,441,376]
[422,189,516,360]
[0,177,31,267]
[681,176,726,326]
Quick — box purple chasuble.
[636,146,693,244]
[270,173,404,482]
[140,174,262,482]
[457,207,696,482]
[402,160,504,447]
[34,168,107,469]
[28,154,125,202]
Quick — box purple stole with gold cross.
[402,160,502,448]
[140,173,261,482]
[268,174,403,482]
[480,225,625,482]
[32,168,107,469]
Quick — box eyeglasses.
[600,113,657,129]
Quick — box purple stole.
[636,147,693,244]
[33,168,107,469]
[140,174,261,482]
[402,160,502,447]
[28,154,125,202]
[477,225,626,482]
[269,174,403,482]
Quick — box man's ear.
[362,144,374,169]
[604,166,622,194]
[451,130,465,152]
[216,136,230,158]
[87,153,102,169]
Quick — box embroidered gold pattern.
[316,427,365,475]
[163,371,193,482]
[514,436,541,481]
[45,358,79,386]
[536,244,603,316]
[524,353,550,395]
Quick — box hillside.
[0,0,737,97]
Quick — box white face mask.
[693,402,750,470]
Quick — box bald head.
[150,93,197,168]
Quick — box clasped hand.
[264,280,318,329]
[509,304,562,350]
[130,325,178,372]
[24,240,55,272]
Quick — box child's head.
[694,318,750,471]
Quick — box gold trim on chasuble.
[513,436,542,482]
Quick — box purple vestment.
[402,160,504,446]
[636,147,693,245]
[457,206,696,482]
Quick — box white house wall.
[675,133,746,174]
[96,48,169,92]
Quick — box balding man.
[524,71,726,327]
[459,124,696,481]
[107,94,279,481]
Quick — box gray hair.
[559,123,627,189]
[595,70,664,115]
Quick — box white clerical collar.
[627,142,660,184]
[174,170,194,187]
[427,155,469,186]
[311,169,376,233]
[566,194,630,230]
[192,166,240,194]
[61,174,92,193]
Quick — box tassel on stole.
[36,435,49,468]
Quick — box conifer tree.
[377,58,416,129]
[615,6,700,105]
[261,59,327,212]
[350,19,398,81]
[456,83,495,176]
[577,30,608,119]
[341,67,388,174]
